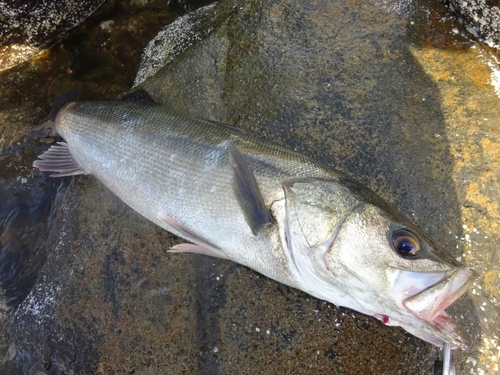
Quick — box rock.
[134,3,218,87]
[168,0,218,15]
[0,0,179,73]
[2,0,500,374]
[443,0,500,51]
[136,0,499,373]
[0,0,107,71]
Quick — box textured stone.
[1,0,499,374]
[443,0,500,51]
[137,0,500,373]
[0,0,107,71]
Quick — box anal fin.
[33,142,87,177]
[228,142,273,235]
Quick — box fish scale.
[54,101,331,287]
[34,97,475,366]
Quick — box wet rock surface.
[0,0,499,374]
[7,178,436,374]
[443,0,500,51]
[0,0,107,71]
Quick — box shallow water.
[0,138,71,375]
[0,139,69,307]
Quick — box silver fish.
[34,98,475,352]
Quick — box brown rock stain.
[484,270,500,298]
[466,182,500,221]
[420,47,488,87]
[481,137,500,161]
[409,4,500,371]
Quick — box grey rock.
[0,0,106,71]
[3,0,500,374]
[134,3,218,86]
[136,0,498,373]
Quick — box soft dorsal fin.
[33,142,87,177]
[206,120,254,136]
[228,142,274,235]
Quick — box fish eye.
[392,229,420,257]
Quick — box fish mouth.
[401,267,475,349]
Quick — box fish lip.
[402,267,476,349]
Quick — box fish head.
[283,178,475,350]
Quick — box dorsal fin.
[228,142,274,235]
[119,89,156,103]
[207,120,254,136]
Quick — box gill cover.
[280,178,365,306]
[282,178,359,253]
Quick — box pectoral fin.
[169,243,228,259]
[228,142,273,235]
[157,212,229,260]
[33,141,87,177]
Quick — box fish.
[33,93,475,354]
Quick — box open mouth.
[402,267,476,349]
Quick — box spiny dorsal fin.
[33,142,87,177]
[119,89,156,103]
[228,142,274,235]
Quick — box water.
[0,143,68,309]
[0,0,184,316]
[0,138,69,374]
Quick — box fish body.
[34,99,475,351]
